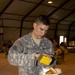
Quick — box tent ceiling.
[0,0,75,40]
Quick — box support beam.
[47,0,70,17]
[54,10,75,38]
[67,21,75,43]
[20,0,45,37]
[0,0,14,16]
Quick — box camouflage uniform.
[8,33,56,75]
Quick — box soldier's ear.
[33,23,37,29]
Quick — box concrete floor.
[56,53,75,75]
[0,53,75,75]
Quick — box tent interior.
[0,0,75,51]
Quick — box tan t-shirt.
[33,38,41,46]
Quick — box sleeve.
[49,41,56,68]
[7,39,35,67]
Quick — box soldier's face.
[33,23,49,39]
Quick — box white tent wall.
[0,0,75,53]
[68,25,75,39]
[3,20,20,41]
[69,32,75,39]
[2,19,75,43]
[57,24,69,37]
[22,21,33,36]
[22,21,55,39]
[22,28,32,36]
[46,30,55,39]
[57,30,68,37]
[3,20,21,27]
[3,28,19,41]
[0,20,2,25]
[2,20,56,42]
[23,21,33,28]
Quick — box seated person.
[55,45,64,63]
[55,45,63,56]
[60,42,68,54]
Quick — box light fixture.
[48,0,53,4]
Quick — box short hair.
[35,15,50,26]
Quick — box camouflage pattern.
[8,33,56,75]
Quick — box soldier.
[8,15,56,75]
